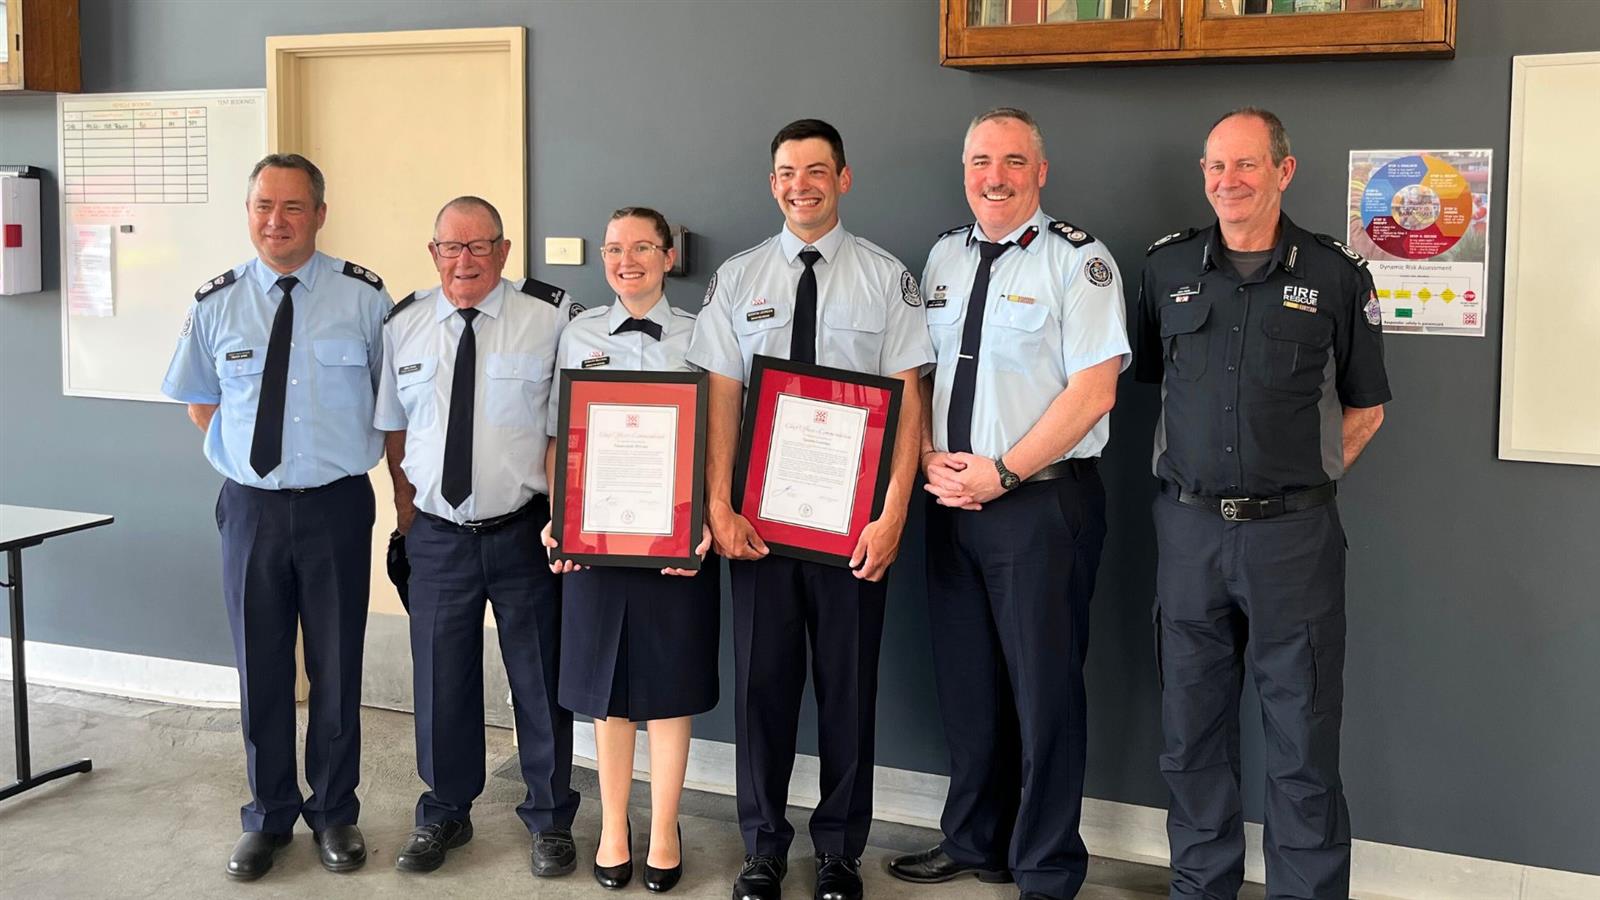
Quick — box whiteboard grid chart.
[62,106,209,205]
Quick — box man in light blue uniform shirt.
[162,153,389,881]
[375,195,581,879]
[688,119,932,900]
[888,108,1129,900]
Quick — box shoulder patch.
[568,301,586,321]
[1048,221,1094,247]
[701,272,718,308]
[194,268,237,301]
[518,276,567,307]
[938,223,974,240]
[341,261,385,291]
[1147,228,1199,255]
[383,291,420,324]
[1315,233,1369,269]
[900,270,922,307]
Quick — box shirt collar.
[606,294,675,334]
[969,207,1048,255]
[1202,213,1304,280]
[779,221,847,264]
[250,252,321,294]
[433,277,506,322]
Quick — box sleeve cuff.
[686,352,745,384]
[1063,349,1131,380]
[1339,388,1391,409]
[161,382,221,405]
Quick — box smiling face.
[963,117,1048,241]
[1201,113,1296,235]
[430,204,510,308]
[603,214,675,305]
[770,137,851,242]
[247,166,325,273]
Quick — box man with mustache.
[889,107,1128,900]
[687,118,932,900]
[1135,108,1388,900]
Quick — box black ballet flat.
[593,819,633,890]
[643,823,683,893]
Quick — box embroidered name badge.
[398,363,422,375]
[1170,285,1200,303]
[1282,285,1320,313]
[746,308,777,322]
[581,356,610,369]
[225,350,253,360]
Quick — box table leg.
[1,546,93,802]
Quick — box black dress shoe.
[815,854,863,900]
[532,827,578,877]
[732,854,787,900]
[887,844,1013,884]
[395,819,473,872]
[643,823,683,893]
[593,819,632,890]
[313,824,367,873]
[225,831,292,881]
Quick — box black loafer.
[395,819,473,873]
[815,854,863,900]
[732,854,787,900]
[643,823,683,893]
[532,827,578,877]
[313,823,367,873]
[594,819,632,889]
[225,830,292,881]
[887,844,1012,884]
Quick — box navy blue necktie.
[790,248,822,364]
[441,307,479,508]
[613,316,663,341]
[249,275,297,477]
[946,240,1010,454]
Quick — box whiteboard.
[1497,53,1600,466]
[57,89,266,402]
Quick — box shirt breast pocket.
[822,302,886,371]
[1254,308,1334,394]
[396,357,440,431]
[313,339,370,409]
[484,352,548,428]
[734,301,793,359]
[986,300,1051,374]
[1159,300,1212,382]
[926,299,965,363]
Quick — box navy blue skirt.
[558,558,720,721]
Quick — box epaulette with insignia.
[383,291,420,324]
[1048,221,1094,247]
[1147,229,1199,255]
[938,223,974,240]
[341,261,385,291]
[194,268,237,301]
[1315,233,1368,269]
[518,277,567,307]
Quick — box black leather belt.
[419,497,541,535]
[1026,457,1098,484]
[1161,480,1335,521]
[253,474,361,495]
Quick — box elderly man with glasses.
[376,195,584,879]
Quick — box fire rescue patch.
[900,271,922,307]
[179,310,193,338]
[1364,292,1383,328]
[702,272,718,307]
[1085,257,1113,288]
[568,302,585,321]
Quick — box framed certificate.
[733,355,903,567]
[552,370,708,569]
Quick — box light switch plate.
[545,237,584,265]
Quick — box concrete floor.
[0,682,1188,899]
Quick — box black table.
[0,504,114,801]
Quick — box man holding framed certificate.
[687,119,932,900]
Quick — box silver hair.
[962,107,1047,161]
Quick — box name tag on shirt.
[225,350,253,360]
[1169,285,1201,303]
[398,362,422,375]
[746,308,776,322]
[580,356,610,369]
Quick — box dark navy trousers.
[1154,493,1351,900]
[731,556,887,858]
[217,474,373,834]
[404,498,579,833]
[925,469,1107,900]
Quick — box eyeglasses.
[432,236,503,258]
[599,242,666,260]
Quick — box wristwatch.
[994,456,1022,491]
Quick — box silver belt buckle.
[1220,498,1245,521]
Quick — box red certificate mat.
[552,370,707,569]
[733,355,903,567]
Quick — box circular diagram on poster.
[1359,154,1473,259]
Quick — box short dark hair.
[1205,107,1292,165]
[434,195,504,239]
[610,206,673,249]
[247,153,325,207]
[770,118,846,171]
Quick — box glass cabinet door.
[945,0,1182,66]
[1182,0,1448,55]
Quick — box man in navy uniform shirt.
[163,154,390,880]
[1135,108,1389,900]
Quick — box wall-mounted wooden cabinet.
[1,0,81,93]
[941,0,1454,68]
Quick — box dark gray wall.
[2,0,1595,875]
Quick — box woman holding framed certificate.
[541,207,715,894]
